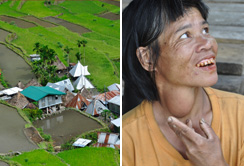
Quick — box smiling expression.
[154,8,218,88]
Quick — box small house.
[107,96,120,115]
[85,99,108,116]
[46,78,74,93]
[66,93,90,110]
[73,75,94,90]
[0,87,23,100]
[52,56,67,73]
[69,61,90,78]
[21,86,66,114]
[95,90,120,105]
[107,83,120,92]
[30,54,40,61]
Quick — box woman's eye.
[180,33,188,39]
[203,28,209,34]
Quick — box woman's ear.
[136,47,153,72]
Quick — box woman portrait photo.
[122,0,244,165]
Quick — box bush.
[47,143,54,152]
[23,108,43,122]
[61,138,75,151]
[43,134,51,142]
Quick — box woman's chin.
[203,74,218,87]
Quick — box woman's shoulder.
[206,87,244,100]
[122,100,152,128]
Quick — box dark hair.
[122,0,209,101]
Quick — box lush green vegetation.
[9,147,119,166]
[11,149,67,166]
[0,0,120,91]
[58,147,120,166]
[23,108,43,122]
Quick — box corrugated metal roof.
[47,79,74,93]
[111,117,120,127]
[21,86,65,101]
[107,83,120,91]
[0,87,22,96]
[72,138,91,147]
[85,100,108,116]
[66,93,90,109]
[95,90,120,104]
[93,132,120,149]
[108,96,120,106]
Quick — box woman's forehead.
[165,8,205,33]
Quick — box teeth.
[197,58,215,67]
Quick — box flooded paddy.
[33,109,102,146]
[43,16,91,34]
[0,44,35,87]
[22,16,56,28]
[0,104,37,153]
[0,15,36,28]
[99,12,120,20]
[0,161,8,166]
[0,29,10,42]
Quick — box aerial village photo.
[0,0,120,165]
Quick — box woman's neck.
[153,85,212,129]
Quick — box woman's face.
[155,8,218,88]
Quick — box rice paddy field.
[10,148,120,166]
[0,0,120,91]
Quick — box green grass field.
[11,149,67,166]
[57,147,120,166]
[0,0,120,91]
[10,148,120,166]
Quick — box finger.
[186,119,192,128]
[168,116,199,140]
[199,118,214,139]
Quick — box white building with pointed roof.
[69,61,90,77]
[73,75,94,90]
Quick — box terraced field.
[0,0,120,91]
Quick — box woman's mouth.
[196,58,215,68]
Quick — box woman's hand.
[168,116,229,166]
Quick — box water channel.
[33,109,103,146]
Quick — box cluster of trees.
[32,42,66,85]
[32,39,87,85]
[61,39,88,66]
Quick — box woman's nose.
[195,35,213,53]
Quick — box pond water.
[0,161,9,166]
[0,104,37,153]
[0,44,35,87]
[0,29,9,42]
[33,110,103,146]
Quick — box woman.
[122,0,244,166]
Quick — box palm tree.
[75,52,81,61]
[77,40,82,57]
[81,40,87,64]
[64,46,73,66]
[33,42,41,54]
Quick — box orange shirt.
[122,88,244,166]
